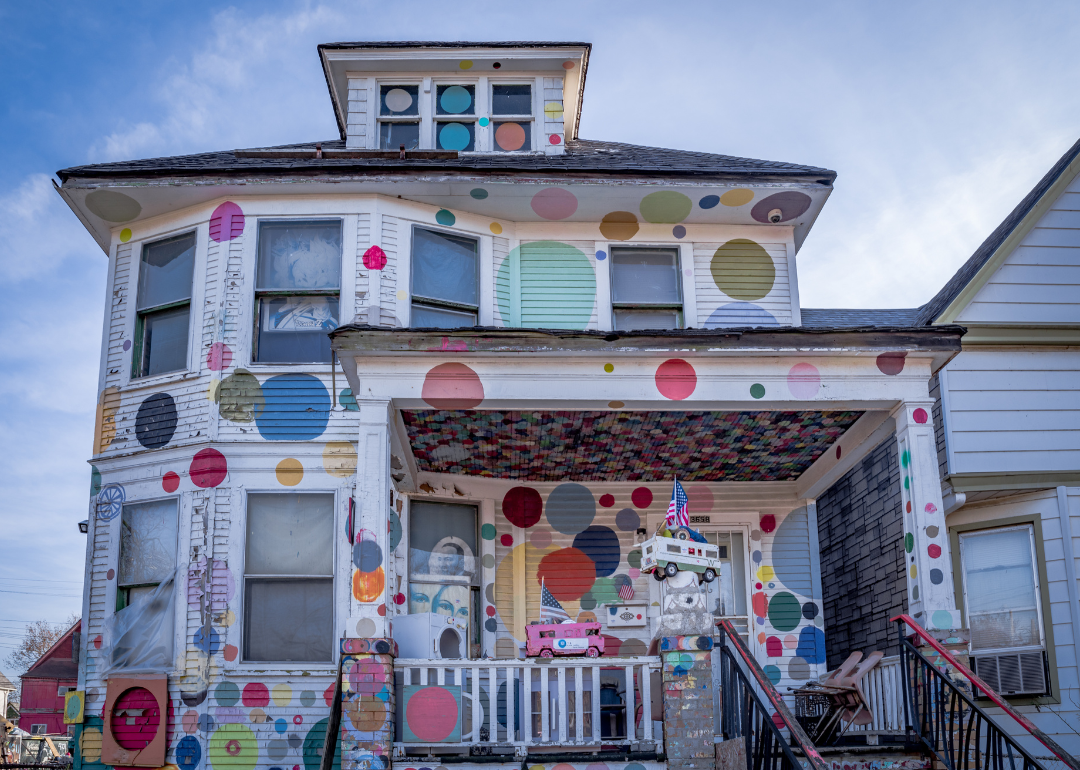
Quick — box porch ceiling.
[401,408,863,482]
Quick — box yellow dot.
[396,289,407,301]
[910,564,918,579]
[324,441,358,478]
[757,565,775,582]
[720,189,754,207]
[544,101,564,119]
[119,228,132,242]
[459,60,473,70]
[272,683,292,707]
[276,458,303,486]
[603,363,614,373]
[608,400,625,409]
[216,609,236,627]
[207,379,220,402]
[489,222,503,235]
[80,727,102,762]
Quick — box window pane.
[493,121,531,152]
[410,582,471,622]
[379,121,420,150]
[963,528,1042,650]
[140,305,191,376]
[412,227,478,307]
[256,221,341,290]
[138,232,195,311]
[492,85,532,115]
[380,85,419,116]
[611,248,680,304]
[436,85,474,115]
[614,309,679,331]
[409,502,477,585]
[244,579,333,661]
[246,493,334,576]
[437,122,475,152]
[411,304,477,328]
[118,499,178,586]
[255,296,338,363]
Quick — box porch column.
[893,401,961,630]
[351,399,393,638]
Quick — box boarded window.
[117,499,178,610]
[134,232,196,377]
[961,526,1044,652]
[411,227,479,327]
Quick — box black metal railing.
[716,620,829,770]
[893,614,1080,770]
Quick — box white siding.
[940,350,1080,475]
[956,175,1080,325]
[693,239,794,327]
[345,76,370,150]
[354,212,371,321]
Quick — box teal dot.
[901,450,910,468]
[481,523,497,540]
[90,466,102,498]
[763,664,781,685]
[435,209,456,226]
[439,85,472,114]
[904,476,910,489]
[470,188,488,200]
[438,123,471,151]
[932,610,954,630]
[478,117,490,127]
[215,681,240,706]
[750,383,766,399]
[340,389,359,411]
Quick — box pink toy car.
[526,622,604,658]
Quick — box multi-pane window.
[409,501,479,648]
[244,493,334,662]
[379,85,420,150]
[410,227,479,327]
[610,247,683,330]
[491,84,532,152]
[117,499,178,611]
[435,84,476,152]
[960,526,1044,652]
[254,220,342,363]
[134,232,196,377]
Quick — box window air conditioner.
[970,650,1049,697]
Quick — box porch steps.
[790,737,932,770]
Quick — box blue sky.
[2,0,1079,670]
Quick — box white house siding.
[354,212,372,321]
[947,489,1080,759]
[692,240,794,328]
[956,175,1080,325]
[492,235,510,326]
[939,350,1080,475]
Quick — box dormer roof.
[318,41,591,142]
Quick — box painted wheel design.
[586,647,599,658]
[664,562,679,578]
[96,484,126,521]
[702,568,717,583]
[540,649,554,658]
[652,568,666,582]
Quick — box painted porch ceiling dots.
[401,409,864,482]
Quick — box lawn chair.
[792,650,883,744]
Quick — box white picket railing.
[843,654,905,733]
[394,656,662,755]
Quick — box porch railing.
[843,654,905,733]
[394,656,662,756]
[893,614,1080,770]
[716,620,828,770]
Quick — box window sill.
[126,369,200,390]
[244,363,336,373]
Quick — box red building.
[19,621,80,736]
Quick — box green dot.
[750,383,766,399]
[901,450,910,468]
[435,209,456,226]
[628,549,642,569]
[470,188,488,200]
[481,523,497,540]
[904,476,910,489]
[904,533,914,553]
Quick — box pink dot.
[486,605,496,617]
[190,448,228,488]
[500,534,513,547]
[928,544,941,558]
[162,471,180,493]
[760,514,776,534]
[766,636,782,656]
[224,644,238,662]
[655,358,697,400]
[210,202,244,243]
[784,635,798,649]
[530,529,552,548]
[787,362,820,399]
[394,593,406,605]
[876,352,906,375]
[913,408,928,424]
[242,683,269,707]
[363,245,387,270]
[206,342,233,371]
[548,134,562,145]
[598,494,615,508]
[631,487,653,509]
[562,61,575,69]
[422,363,484,409]
[405,687,461,741]
[924,503,938,514]
[629,568,640,579]
[530,188,578,220]
[835,446,842,460]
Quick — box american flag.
[666,478,689,528]
[539,579,570,623]
[619,583,635,601]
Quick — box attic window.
[492,84,532,152]
[435,85,476,152]
[379,85,420,150]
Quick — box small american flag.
[666,478,689,528]
[539,579,570,623]
[619,583,635,601]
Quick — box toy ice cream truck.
[525,621,604,658]
[640,525,722,583]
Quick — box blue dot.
[572,525,621,577]
[275,718,288,733]
[752,550,762,563]
[177,736,202,770]
[545,483,596,535]
[615,508,640,532]
[705,302,779,329]
[595,250,607,261]
[435,209,456,227]
[255,374,330,441]
[353,539,383,572]
[438,123,471,151]
[193,627,220,655]
[672,225,686,239]
[440,85,473,114]
[699,195,720,209]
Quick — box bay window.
[410,227,479,327]
[133,231,196,377]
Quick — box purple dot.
[672,225,686,239]
[123,340,131,351]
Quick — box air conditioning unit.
[971,650,1048,697]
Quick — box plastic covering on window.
[118,500,178,587]
[100,569,177,675]
[256,221,341,290]
[411,228,478,307]
[408,502,478,625]
[963,527,1042,651]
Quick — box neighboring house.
[0,670,14,727]
[57,40,992,770]
[18,620,80,736]
[817,135,1080,757]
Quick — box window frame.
[251,218,344,365]
[432,80,478,152]
[409,224,481,327]
[240,490,337,665]
[608,245,685,331]
[114,496,180,612]
[131,230,198,380]
[488,80,535,153]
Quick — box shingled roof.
[57,138,837,183]
[799,308,922,329]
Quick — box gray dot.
[545,483,596,535]
[85,190,142,222]
[268,740,288,761]
[930,569,943,585]
[788,656,810,682]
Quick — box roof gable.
[23,620,80,679]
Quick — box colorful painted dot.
[913,408,928,424]
[835,445,842,459]
[672,225,686,238]
[163,471,180,493]
[549,134,562,145]
[544,102,564,119]
[925,503,938,514]
[500,533,513,547]
[631,487,653,508]
[595,249,607,261]
[928,544,941,558]
[876,352,906,375]
[720,189,754,207]
[190,448,228,488]
[119,228,132,242]
[422,362,484,408]
[655,358,696,400]
[760,514,776,533]
[905,533,914,552]
[123,339,131,351]
[699,195,720,209]
[603,363,614,373]
[470,188,488,200]
[490,222,502,234]
[496,122,527,151]
[435,209,456,226]
[608,400,624,409]
[599,493,615,507]
[377,603,386,616]
[459,60,473,70]
[750,383,766,399]
[615,508,640,531]
[562,61,575,69]
[640,191,692,224]
[530,188,578,220]
[276,458,303,486]
[599,211,639,240]
[207,342,233,371]
[209,202,244,243]
[787,362,820,399]
[362,245,387,270]
[394,592,405,605]
[481,523,497,540]
[926,525,939,538]
[478,116,490,127]
[107,568,114,580]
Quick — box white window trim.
[409,223,482,327]
[488,77,539,153]
[607,244,686,331]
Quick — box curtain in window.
[963,527,1042,651]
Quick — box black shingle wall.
[816,435,907,668]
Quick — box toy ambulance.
[525,621,604,658]
[640,525,722,583]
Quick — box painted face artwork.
[409,583,470,622]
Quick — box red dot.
[928,544,941,558]
[422,363,484,409]
[224,644,238,662]
[190,448,227,488]
[94,635,102,649]
[906,501,912,513]
[293,715,303,725]
[756,583,763,590]
[500,534,513,547]
[548,134,562,145]
[537,548,596,601]
[486,606,496,617]
[363,245,387,270]
[598,494,615,508]
[242,683,269,707]
[913,408,928,424]
[759,514,776,534]
[162,471,180,493]
[405,687,460,741]
[323,682,336,707]
[631,487,653,509]
[835,446,842,460]
[772,712,786,730]
[601,634,622,656]
[106,569,115,580]
[394,593,406,605]
[378,603,387,616]
[502,487,542,528]
[655,358,697,400]
[876,352,906,376]
[766,636,783,656]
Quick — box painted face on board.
[409,583,470,622]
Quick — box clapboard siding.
[105,243,133,386]
[215,373,358,442]
[492,236,510,327]
[957,174,1080,325]
[355,212,371,319]
[692,240,793,327]
[514,240,598,329]
[941,350,1080,474]
[380,216,399,326]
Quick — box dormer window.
[610,247,683,330]
[435,85,476,152]
[492,84,533,152]
[379,85,420,150]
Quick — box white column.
[894,401,960,630]
[351,398,393,637]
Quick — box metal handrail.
[716,620,828,770]
[892,614,1080,770]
